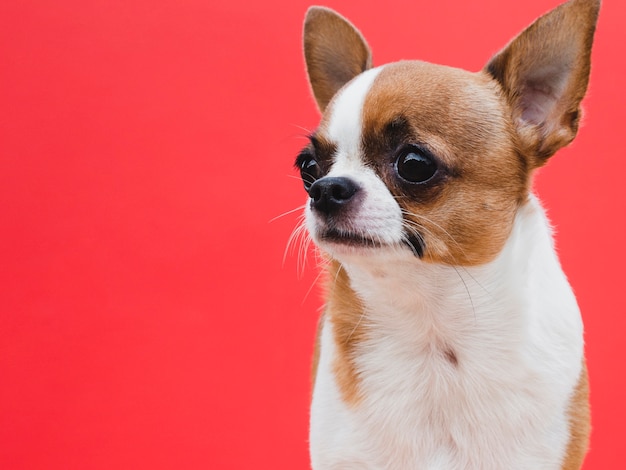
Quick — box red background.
[1,0,624,468]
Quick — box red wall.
[1,0,624,468]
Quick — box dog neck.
[326,194,573,359]
[313,195,583,468]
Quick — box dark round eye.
[299,157,321,191]
[395,147,437,183]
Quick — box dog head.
[296,0,599,267]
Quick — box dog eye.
[299,156,321,191]
[395,147,437,184]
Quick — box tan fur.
[304,7,371,112]
[303,0,599,465]
[360,62,529,265]
[485,0,600,164]
[561,363,591,469]
[311,312,324,395]
[324,260,366,405]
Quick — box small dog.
[295,0,599,468]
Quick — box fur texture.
[297,1,598,468]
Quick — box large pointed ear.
[485,0,600,166]
[303,6,372,113]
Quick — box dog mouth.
[317,228,424,258]
[319,228,382,248]
[403,233,425,258]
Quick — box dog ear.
[303,7,372,113]
[485,0,600,166]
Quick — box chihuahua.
[295,0,599,468]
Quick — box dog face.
[297,62,526,266]
[297,1,598,267]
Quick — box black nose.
[308,177,359,214]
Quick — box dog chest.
[310,200,583,469]
[311,309,575,469]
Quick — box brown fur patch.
[443,347,459,367]
[325,260,366,406]
[304,7,372,113]
[360,62,529,266]
[561,362,591,470]
[311,311,324,397]
[485,0,600,163]
[303,2,598,459]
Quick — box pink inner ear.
[519,63,570,127]
[520,85,559,126]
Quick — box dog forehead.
[323,66,384,163]
[320,61,509,168]
[361,61,509,157]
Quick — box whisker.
[399,207,467,257]
[269,204,306,224]
[284,216,308,267]
[289,124,314,136]
[453,265,477,324]
[299,232,316,276]
[301,249,333,306]
[284,228,302,266]
[301,266,326,306]
[347,305,366,343]
[398,208,492,311]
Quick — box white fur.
[308,75,583,469]
[305,66,408,253]
[310,197,583,469]
[326,67,383,161]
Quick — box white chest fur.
[309,197,584,470]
